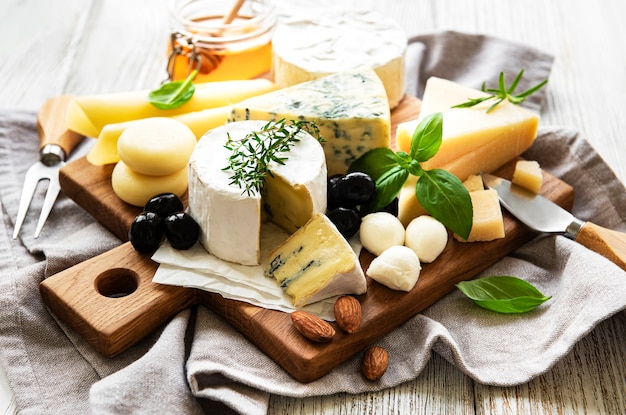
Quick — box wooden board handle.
[37,95,85,158]
[576,222,626,272]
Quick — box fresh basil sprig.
[148,69,198,110]
[349,112,473,240]
[456,275,552,314]
[452,69,547,113]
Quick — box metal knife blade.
[482,173,626,272]
[481,173,584,239]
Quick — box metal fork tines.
[13,95,85,239]
[13,145,66,239]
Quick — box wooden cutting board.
[44,95,574,382]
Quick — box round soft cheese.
[271,8,407,109]
[111,161,188,207]
[188,120,327,266]
[117,117,196,176]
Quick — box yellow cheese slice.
[66,78,278,138]
[395,77,539,225]
[87,105,233,166]
[454,189,505,242]
[512,160,543,194]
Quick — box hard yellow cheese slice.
[396,77,540,225]
[227,67,391,176]
[67,78,278,138]
[454,189,505,242]
[512,160,543,194]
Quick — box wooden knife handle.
[576,222,626,272]
[37,95,85,158]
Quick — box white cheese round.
[271,8,407,109]
[405,215,448,263]
[366,245,421,292]
[188,120,326,266]
[359,212,405,256]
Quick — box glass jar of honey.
[167,0,276,82]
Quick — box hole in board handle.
[95,268,140,298]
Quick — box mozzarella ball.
[405,215,448,263]
[366,245,421,291]
[117,117,196,176]
[359,212,405,256]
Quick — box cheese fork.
[13,95,85,239]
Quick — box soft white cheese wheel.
[359,212,405,256]
[117,117,196,176]
[271,8,407,109]
[188,120,327,266]
[111,161,188,207]
[366,245,421,292]
[405,215,448,263]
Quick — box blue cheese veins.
[227,67,391,176]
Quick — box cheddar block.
[67,78,278,138]
[454,189,505,242]
[463,175,484,192]
[396,77,539,225]
[512,160,543,194]
[87,105,232,165]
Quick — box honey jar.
[167,0,276,82]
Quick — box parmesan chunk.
[512,160,543,194]
[454,189,505,243]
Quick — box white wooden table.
[1,0,624,413]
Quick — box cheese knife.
[482,173,626,272]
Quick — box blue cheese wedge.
[227,67,391,176]
[271,7,407,109]
[188,120,326,266]
[265,213,367,307]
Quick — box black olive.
[129,211,164,253]
[379,197,399,217]
[327,207,361,239]
[327,174,344,211]
[336,172,376,204]
[144,193,184,218]
[164,212,200,250]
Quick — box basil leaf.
[148,70,197,110]
[410,112,443,162]
[349,148,407,214]
[415,168,472,239]
[456,275,552,313]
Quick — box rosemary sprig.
[223,119,323,196]
[452,69,547,113]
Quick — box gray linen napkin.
[0,32,624,415]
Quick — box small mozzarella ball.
[117,117,196,176]
[366,245,421,291]
[359,212,405,256]
[405,215,448,263]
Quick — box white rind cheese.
[271,8,407,109]
[188,120,326,266]
[265,213,367,307]
[227,67,391,176]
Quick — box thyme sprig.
[452,69,547,113]
[223,119,323,196]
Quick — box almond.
[334,295,362,333]
[361,345,389,380]
[290,310,335,343]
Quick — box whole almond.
[290,310,335,343]
[361,345,389,380]
[334,295,362,333]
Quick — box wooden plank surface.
[1,0,625,413]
